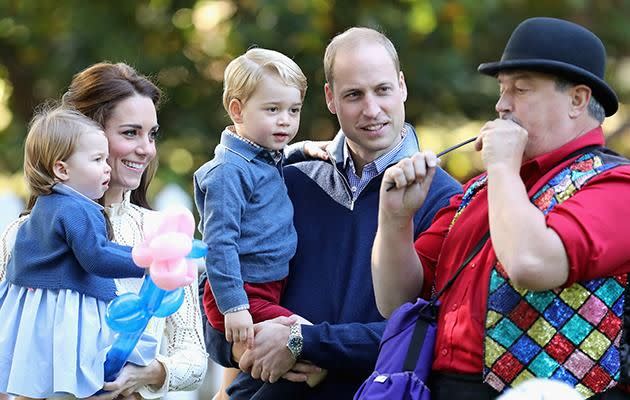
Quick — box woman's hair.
[222,47,307,113]
[61,62,162,209]
[22,105,103,211]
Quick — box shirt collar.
[520,126,605,183]
[335,123,419,171]
[222,126,283,163]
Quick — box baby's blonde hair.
[222,47,307,113]
[24,105,103,198]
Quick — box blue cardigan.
[7,184,144,302]
[204,124,462,399]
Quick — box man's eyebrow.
[340,87,361,95]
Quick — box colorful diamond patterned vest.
[482,149,629,397]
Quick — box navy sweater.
[7,184,144,301]
[205,125,462,399]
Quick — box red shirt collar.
[519,127,605,187]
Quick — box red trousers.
[203,278,293,332]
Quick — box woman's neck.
[103,187,125,207]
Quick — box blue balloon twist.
[102,239,207,384]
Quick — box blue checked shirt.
[343,128,410,200]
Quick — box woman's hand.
[86,360,166,400]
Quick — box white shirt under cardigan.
[0,191,208,398]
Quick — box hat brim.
[478,59,618,116]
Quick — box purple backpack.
[353,298,437,400]
[354,232,490,400]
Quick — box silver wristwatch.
[286,322,303,359]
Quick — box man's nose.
[362,94,381,118]
[495,92,513,115]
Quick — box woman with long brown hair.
[0,62,207,399]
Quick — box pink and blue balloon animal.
[102,206,207,383]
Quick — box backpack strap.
[403,231,490,371]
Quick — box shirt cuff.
[224,303,250,314]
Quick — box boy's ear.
[228,99,244,123]
[53,160,69,182]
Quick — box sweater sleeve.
[61,201,143,278]
[195,163,252,313]
[300,321,386,370]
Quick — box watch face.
[287,323,303,358]
[289,336,301,348]
[288,335,303,357]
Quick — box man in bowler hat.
[372,17,630,399]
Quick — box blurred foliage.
[1,0,630,201]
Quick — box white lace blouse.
[0,192,208,398]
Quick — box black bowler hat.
[478,17,618,116]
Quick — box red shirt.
[414,127,630,374]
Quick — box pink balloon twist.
[131,206,198,290]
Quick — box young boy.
[194,48,323,398]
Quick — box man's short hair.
[324,27,400,89]
[555,78,606,123]
[222,47,307,113]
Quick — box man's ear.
[568,85,591,119]
[53,160,69,182]
[399,71,408,103]
[324,83,337,114]
[228,98,244,123]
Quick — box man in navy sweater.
[202,27,462,399]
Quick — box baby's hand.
[303,140,330,161]
[225,310,254,349]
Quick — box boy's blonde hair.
[24,105,103,197]
[222,48,307,113]
[324,27,400,89]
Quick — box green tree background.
[1,0,629,203]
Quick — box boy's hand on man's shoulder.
[303,140,330,161]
